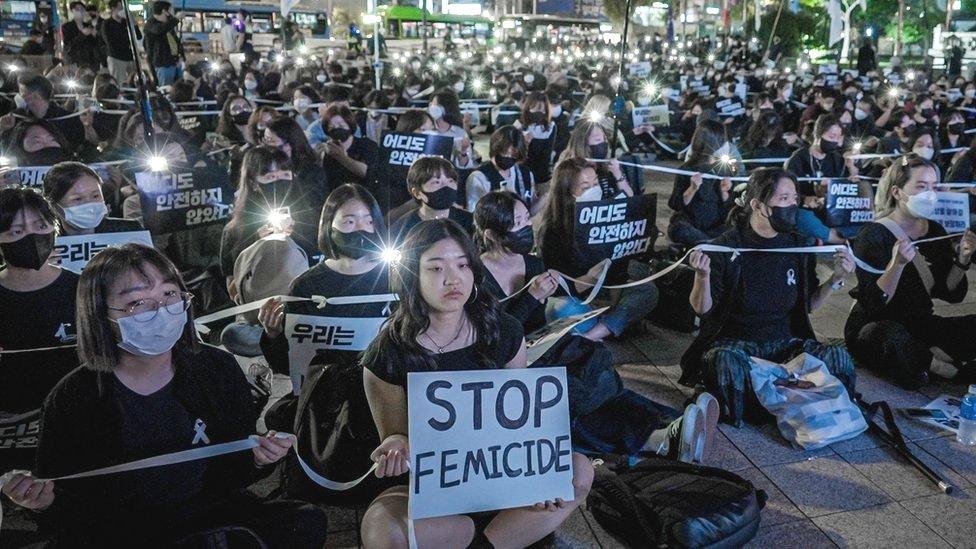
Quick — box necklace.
[424,317,466,354]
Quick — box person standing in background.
[101,0,138,84]
[857,39,877,75]
[143,0,184,86]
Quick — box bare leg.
[483,453,595,549]
[361,486,475,549]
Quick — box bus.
[377,5,493,43]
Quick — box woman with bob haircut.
[41,161,142,235]
[1,244,329,547]
[359,218,594,549]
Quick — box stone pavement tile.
[918,378,971,401]
[829,430,887,453]
[742,519,836,549]
[901,487,976,548]
[719,421,836,467]
[811,502,950,549]
[616,363,690,410]
[554,508,601,548]
[577,508,627,549]
[701,429,753,472]
[734,467,807,527]
[629,326,694,364]
[651,362,697,396]
[839,443,972,501]
[761,454,891,517]
[915,436,976,485]
[603,339,648,364]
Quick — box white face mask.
[411,61,421,72]
[14,93,27,110]
[913,146,934,161]
[637,97,651,106]
[316,74,327,83]
[453,81,465,93]
[551,104,563,118]
[905,189,938,219]
[964,89,976,99]
[782,87,792,99]
[406,86,420,97]
[854,108,868,121]
[524,73,535,84]
[63,201,107,230]
[244,79,258,91]
[293,97,311,111]
[576,185,603,203]
[114,306,188,356]
[428,104,445,120]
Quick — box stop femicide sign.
[407,367,574,520]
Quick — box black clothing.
[473,161,535,204]
[390,206,474,244]
[95,216,143,233]
[261,261,392,375]
[364,313,524,387]
[679,228,819,386]
[143,16,182,69]
[785,146,848,195]
[719,228,800,342]
[100,16,134,60]
[322,136,378,186]
[857,44,877,75]
[19,40,46,55]
[667,163,735,244]
[483,254,548,334]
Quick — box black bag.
[280,358,400,505]
[589,455,766,548]
[644,258,698,333]
[531,334,622,419]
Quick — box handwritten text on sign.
[931,192,970,233]
[54,230,153,272]
[285,313,387,393]
[825,179,874,227]
[134,167,234,233]
[574,194,656,262]
[407,368,574,520]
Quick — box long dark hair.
[474,190,524,254]
[539,157,589,253]
[432,88,464,128]
[224,146,291,238]
[728,168,798,228]
[741,111,783,156]
[686,119,735,171]
[266,116,317,166]
[317,183,388,258]
[216,94,252,143]
[361,219,500,375]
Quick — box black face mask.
[820,139,841,153]
[328,127,352,142]
[423,186,457,210]
[766,205,798,234]
[495,155,517,171]
[589,142,609,159]
[257,179,292,201]
[949,123,964,135]
[231,111,251,126]
[507,225,534,255]
[528,111,547,125]
[511,91,524,102]
[0,232,54,270]
[921,108,935,119]
[23,146,66,166]
[330,228,381,260]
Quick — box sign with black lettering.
[627,61,651,78]
[632,105,670,128]
[1,164,110,188]
[407,367,574,519]
[134,166,234,234]
[375,131,453,198]
[285,313,387,392]
[930,192,970,233]
[0,409,40,451]
[573,194,656,264]
[54,230,153,272]
[825,179,874,227]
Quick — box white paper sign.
[526,307,608,365]
[631,105,670,128]
[407,367,575,520]
[285,313,387,391]
[54,230,153,272]
[931,192,970,233]
[627,61,651,78]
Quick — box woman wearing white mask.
[538,158,658,342]
[1,243,330,547]
[290,85,321,132]
[847,155,976,389]
[42,162,142,236]
[428,89,479,169]
[513,91,556,184]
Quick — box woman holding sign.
[557,120,634,199]
[1,244,328,547]
[360,219,593,549]
[846,155,976,389]
[0,188,81,473]
[682,168,857,426]
[42,162,142,235]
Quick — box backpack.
[588,455,766,548]
[531,334,622,419]
[280,358,400,505]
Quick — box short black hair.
[0,186,58,237]
[17,72,53,101]
[42,161,102,204]
[152,1,171,15]
[317,184,387,258]
[69,1,86,10]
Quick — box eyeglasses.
[107,291,194,322]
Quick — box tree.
[602,0,655,26]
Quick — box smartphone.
[900,408,949,420]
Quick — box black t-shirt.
[262,261,393,374]
[365,313,524,387]
[390,206,474,245]
[719,228,800,342]
[483,254,548,334]
[322,137,378,186]
[0,269,81,414]
[112,376,207,508]
[786,147,848,196]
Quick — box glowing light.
[298,44,309,54]
[906,70,916,81]
[642,81,659,98]
[295,57,305,67]
[852,142,863,152]
[65,79,77,89]
[472,77,483,92]
[430,63,440,72]
[0,156,10,166]
[610,75,622,88]
[800,62,810,70]
[586,110,604,123]
[148,156,168,172]
[380,247,402,263]
[275,53,285,63]
[267,209,291,232]
[6,64,18,72]
[889,87,900,98]
[392,67,402,77]
[719,154,733,165]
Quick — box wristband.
[954,258,971,271]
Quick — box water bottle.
[956,385,976,446]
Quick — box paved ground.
[5,157,976,548]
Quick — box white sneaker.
[694,393,719,463]
[666,403,705,463]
